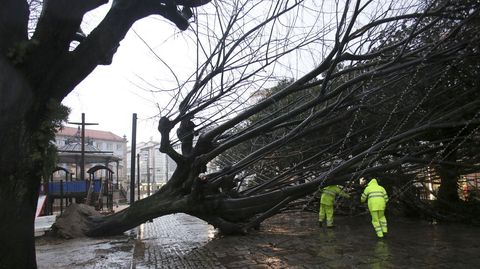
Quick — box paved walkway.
[131,212,480,269]
[37,211,480,268]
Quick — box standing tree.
[1,0,479,268]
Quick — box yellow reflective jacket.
[361,178,388,211]
[320,185,350,205]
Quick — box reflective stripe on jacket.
[320,185,350,205]
[361,178,388,211]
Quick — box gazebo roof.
[57,152,121,164]
[57,142,121,164]
[59,141,101,152]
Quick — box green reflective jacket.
[320,185,350,205]
[361,178,388,211]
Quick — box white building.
[126,140,178,192]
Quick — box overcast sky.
[60,1,366,144]
[62,5,197,143]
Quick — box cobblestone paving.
[132,212,480,269]
[133,213,222,268]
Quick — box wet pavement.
[36,211,480,268]
[36,235,134,269]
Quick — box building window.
[107,143,112,150]
[97,142,103,149]
[116,144,122,150]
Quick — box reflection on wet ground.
[132,212,480,268]
[36,211,480,268]
[36,235,134,269]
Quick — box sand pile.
[52,203,101,238]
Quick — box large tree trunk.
[437,161,460,211]
[436,132,460,210]
[86,188,190,236]
[437,166,459,204]
[0,158,39,269]
[53,165,319,238]
[0,57,39,269]
[0,55,67,268]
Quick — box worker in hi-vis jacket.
[318,185,350,227]
[361,178,389,238]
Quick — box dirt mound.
[52,203,101,239]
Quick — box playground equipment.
[41,165,115,215]
[41,115,126,216]
[36,195,47,218]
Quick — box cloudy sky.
[61,1,347,144]
[62,4,197,143]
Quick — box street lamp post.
[137,153,140,201]
[146,150,150,197]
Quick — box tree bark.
[433,128,461,210]
[54,167,321,238]
[1,55,68,268]
[0,0,28,54]
[436,152,460,208]
[0,56,38,269]
[86,188,189,236]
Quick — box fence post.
[60,180,64,214]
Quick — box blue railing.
[48,180,102,194]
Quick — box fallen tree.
[54,0,480,236]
